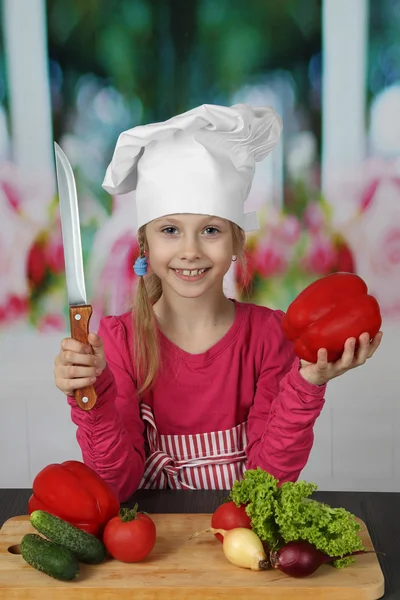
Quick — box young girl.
[54,103,382,502]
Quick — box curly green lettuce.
[230,468,279,546]
[230,468,364,568]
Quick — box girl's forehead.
[152,214,228,225]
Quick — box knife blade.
[54,142,97,411]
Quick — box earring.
[232,256,237,262]
[133,255,148,276]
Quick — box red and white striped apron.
[139,403,248,489]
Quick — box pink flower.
[359,179,380,213]
[340,174,400,316]
[0,294,28,324]
[46,221,65,274]
[27,240,47,286]
[384,229,400,265]
[254,243,287,277]
[0,163,53,325]
[275,215,301,244]
[90,230,139,327]
[37,313,66,332]
[371,227,400,276]
[47,242,65,274]
[237,209,300,286]
[302,233,337,275]
[325,156,400,219]
[26,219,65,292]
[1,180,21,212]
[334,238,355,273]
[304,201,326,232]
[87,192,139,329]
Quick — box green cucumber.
[30,510,106,564]
[20,533,79,581]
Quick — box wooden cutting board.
[0,513,384,599]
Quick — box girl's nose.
[179,235,201,261]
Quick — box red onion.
[270,540,372,578]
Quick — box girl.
[54,104,382,502]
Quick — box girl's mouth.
[172,268,210,281]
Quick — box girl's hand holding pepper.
[299,331,383,386]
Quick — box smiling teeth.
[176,269,206,276]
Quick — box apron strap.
[139,403,247,490]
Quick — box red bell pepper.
[28,460,120,537]
[281,272,382,363]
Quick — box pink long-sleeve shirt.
[68,300,326,501]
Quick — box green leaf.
[229,469,364,567]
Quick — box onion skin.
[221,528,269,571]
[270,540,373,578]
[270,540,326,577]
[190,527,269,571]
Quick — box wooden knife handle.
[69,305,98,411]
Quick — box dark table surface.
[0,489,398,598]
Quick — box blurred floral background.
[1,0,400,334]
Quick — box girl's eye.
[204,227,220,235]
[161,226,178,235]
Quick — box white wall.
[302,317,400,491]
[0,329,81,487]
[1,320,398,492]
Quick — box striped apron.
[139,403,248,489]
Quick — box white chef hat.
[102,103,282,231]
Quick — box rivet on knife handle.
[69,305,98,411]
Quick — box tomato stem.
[119,503,140,522]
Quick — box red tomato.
[211,501,252,543]
[103,505,156,563]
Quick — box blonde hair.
[132,222,246,394]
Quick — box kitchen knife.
[54,142,97,411]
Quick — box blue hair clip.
[133,256,148,276]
